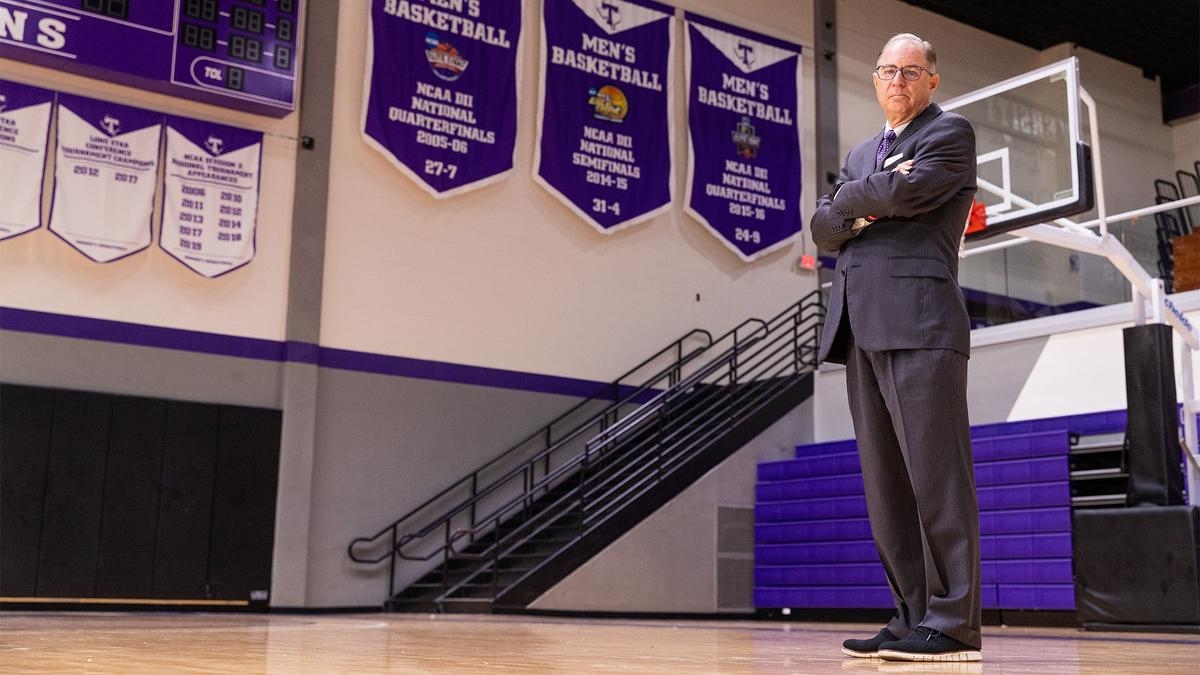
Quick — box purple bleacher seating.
[980,507,1071,534]
[755,495,868,522]
[755,517,872,543]
[977,482,1070,510]
[997,584,1076,611]
[756,540,879,565]
[755,474,865,502]
[982,558,1073,585]
[981,532,1073,560]
[757,562,887,587]
[757,451,860,481]
[755,586,895,609]
[971,429,1069,462]
[754,408,1129,613]
[975,455,1069,486]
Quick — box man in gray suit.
[810,33,981,662]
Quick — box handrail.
[382,351,710,560]
[406,315,776,557]
[348,290,825,606]
[348,327,713,565]
[465,293,825,578]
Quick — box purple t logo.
[597,0,620,30]
[736,41,756,68]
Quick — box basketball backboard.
[942,58,1094,242]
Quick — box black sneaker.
[877,626,982,662]
[841,627,899,658]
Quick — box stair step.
[377,353,814,611]
[437,598,495,613]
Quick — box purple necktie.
[875,130,896,170]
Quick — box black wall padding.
[36,390,111,597]
[1074,506,1200,625]
[1123,324,1185,506]
[0,385,55,596]
[152,401,220,599]
[95,396,167,598]
[1,384,282,603]
[207,406,282,600]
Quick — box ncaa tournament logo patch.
[587,84,627,123]
[731,116,760,159]
[424,32,469,81]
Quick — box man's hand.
[893,159,914,175]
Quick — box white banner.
[49,94,162,262]
[0,80,54,240]
[160,115,263,278]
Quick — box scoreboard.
[0,0,301,117]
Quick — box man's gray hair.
[879,33,937,69]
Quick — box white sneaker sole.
[840,647,880,658]
[878,648,982,662]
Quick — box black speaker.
[1122,324,1185,506]
[1074,506,1200,627]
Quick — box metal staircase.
[348,291,824,612]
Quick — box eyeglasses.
[873,65,935,81]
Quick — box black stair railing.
[496,292,823,570]
[429,291,825,604]
[350,290,824,606]
[348,327,714,594]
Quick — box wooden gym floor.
[1,611,1197,673]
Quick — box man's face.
[874,39,939,127]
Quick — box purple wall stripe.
[1,307,287,361]
[316,346,615,398]
[0,307,628,399]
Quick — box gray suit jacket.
[810,103,976,364]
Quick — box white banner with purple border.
[0,79,54,241]
[362,0,523,198]
[534,0,675,234]
[49,93,162,263]
[160,115,263,278]
[684,13,802,262]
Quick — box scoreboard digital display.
[0,0,301,117]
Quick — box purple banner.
[161,115,263,278]
[684,13,802,262]
[0,79,54,240]
[534,0,674,233]
[363,0,523,198]
[49,93,162,263]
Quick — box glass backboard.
[942,58,1094,242]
